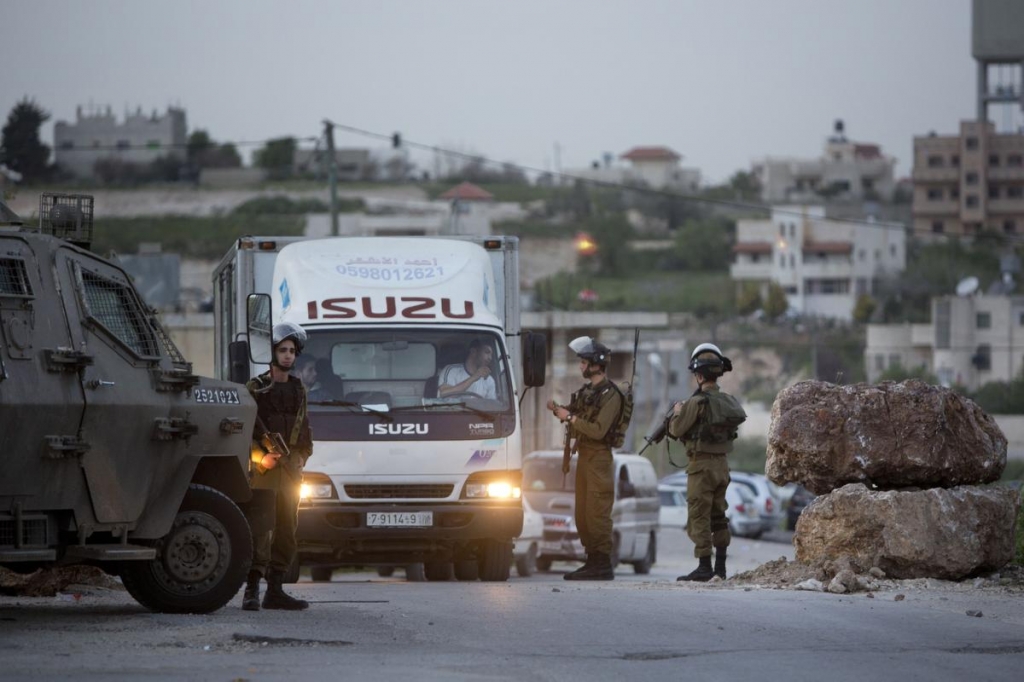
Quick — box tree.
[736,282,762,316]
[1,99,51,182]
[852,295,877,323]
[762,282,789,321]
[254,137,296,179]
[664,217,734,271]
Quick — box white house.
[730,205,906,321]
[567,146,700,191]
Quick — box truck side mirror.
[522,330,547,387]
[246,293,273,365]
[228,340,251,384]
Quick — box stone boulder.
[794,483,1020,580]
[766,380,1006,494]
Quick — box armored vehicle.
[0,194,258,613]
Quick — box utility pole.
[323,120,339,237]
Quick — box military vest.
[681,390,747,449]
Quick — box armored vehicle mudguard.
[0,195,259,613]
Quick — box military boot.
[563,554,595,580]
[262,570,309,611]
[564,552,614,581]
[242,570,262,611]
[677,556,714,582]
[714,547,727,580]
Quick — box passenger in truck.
[437,338,496,400]
[295,355,336,402]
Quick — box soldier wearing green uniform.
[668,343,746,582]
[547,336,621,581]
[241,322,314,611]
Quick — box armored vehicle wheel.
[632,532,656,575]
[404,563,426,581]
[477,539,512,582]
[121,484,252,614]
[425,561,454,581]
[310,566,334,582]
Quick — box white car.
[659,477,762,539]
[658,484,688,530]
[513,496,545,577]
[730,471,785,533]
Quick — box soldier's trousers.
[686,452,731,558]
[575,446,614,556]
[251,465,302,576]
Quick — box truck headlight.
[462,470,522,499]
[300,473,336,500]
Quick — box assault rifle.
[253,416,290,473]
[638,410,673,457]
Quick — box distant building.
[912,120,1024,239]
[730,205,906,321]
[866,291,1024,390]
[753,121,897,204]
[567,145,700,191]
[54,105,187,179]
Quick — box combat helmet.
[569,336,610,366]
[272,321,307,354]
[687,342,732,378]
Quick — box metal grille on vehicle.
[78,268,159,357]
[0,518,49,547]
[345,484,454,499]
[0,258,32,297]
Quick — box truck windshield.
[298,328,513,414]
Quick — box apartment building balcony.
[912,199,960,216]
[912,167,960,182]
[987,197,1024,214]
[910,323,935,347]
[988,166,1024,181]
[800,261,854,278]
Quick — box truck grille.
[345,484,454,499]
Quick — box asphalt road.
[2,529,1023,681]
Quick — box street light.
[574,231,598,256]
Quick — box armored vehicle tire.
[515,543,538,577]
[404,563,426,581]
[454,559,479,581]
[120,484,252,614]
[632,532,656,575]
[477,539,512,582]
[425,561,454,581]
[535,556,553,572]
[310,566,334,582]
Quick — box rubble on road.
[0,566,123,597]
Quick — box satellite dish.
[956,276,980,296]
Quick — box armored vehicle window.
[0,258,32,298]
[78,267,159,358]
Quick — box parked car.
[524,451,660,574]
[659,476,762,539]
[513,495,545,577]
[781,483,816,530]
[729,471,785,533]
[658,484,688,530]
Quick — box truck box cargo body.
[213,235,538,580]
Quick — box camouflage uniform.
[567,378,622,557]
[246,372,313,577]
[668,384,733,559]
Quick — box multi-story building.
[912,120,1024,238]
[866,292,1024,390]
[54,106,187,178]
[730,205,905,321]
[753,121,897,204]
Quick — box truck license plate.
[366,512,433,528]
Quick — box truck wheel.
[477,539,512,582]
[632,532,656,575]
[404,563,426,582]
[310,566,333,582]
[121,484,252,614]
[515,543,538,577]
[454,559,479,581]
[424,561,454,581]
[377,566,395,577]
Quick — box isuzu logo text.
[307,297,474,320]
[369,423,429,435]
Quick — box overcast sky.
[1,0,995,184]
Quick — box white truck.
[213,235,546,582]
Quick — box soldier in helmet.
[241,321,314,611]
[546,336,621,581]
[668,343,746,582]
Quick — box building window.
[989,185,1000,199]
[875,355,885,371]
[950,187,960,199]
[750,254,760,264]
[789,223,796,238]
[779,255,786,268]
[783,286,798,295]
[1019,311,1024,326]
[888,354,901,368]
[1009,154,1023,167]
[863,178,874,190]
[1008,186,1023,199]
[804,278,850,295]
[858,249,866,261]
[977,312,992,329]
[973,344,991,371]
[965,137,979,151]
[855,277,868,295]
[1005,220,1017,234]
[789,254,795,268]
[932,221,944,233]
[965,172,978,185]
[951,155,960,167]
[778,224,785,237]
[989,154,1001,166]
[927,155,944,167]
[890,244,897,258]
[966,195,979,208]
[927,188,943,200]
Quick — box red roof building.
[439,182,495,201]
[620,146,682,162]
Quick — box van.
[522,451,660,574]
